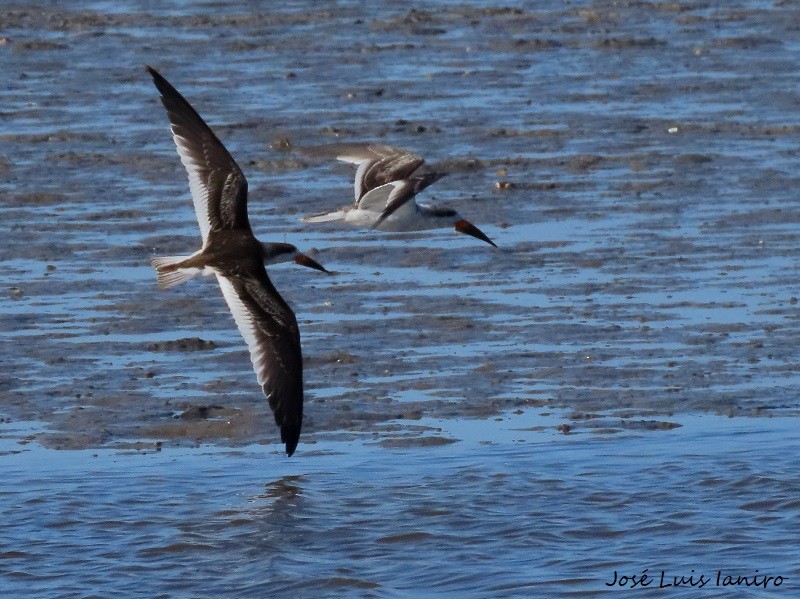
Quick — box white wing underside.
[336,145,416,203]
[356,182,393,212]
[215,274,268,387]
[361,181,417,217]
[335,144,407,165]
[332,155,373,203]
[172,131,213,244]
[352,160,371,202]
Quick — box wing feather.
[335,145,424,204]
[148,67,250,243]
[215,272,303,456]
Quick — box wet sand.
[1,0,800,595]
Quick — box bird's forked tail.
[150,255,202,290]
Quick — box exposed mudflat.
[1,0,799,596]
[3,0,800,450]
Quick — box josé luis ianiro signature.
[606,569,785,589]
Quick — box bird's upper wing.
[336,146,424,203]
[148,66,250,243]
[334,144,410,165]
[215,271,303,456]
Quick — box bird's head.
[262,242,330,273]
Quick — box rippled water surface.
[2,0,800,596]
[2,413,799,597]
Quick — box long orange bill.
[295,253,331,273]
[454,219,497,247]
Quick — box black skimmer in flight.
[147,66,328,456]
[303,145,497,247]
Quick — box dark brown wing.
[214,270,303,456]
[147,66,250,242]
[356,153,424,203]
[336,146,424,203]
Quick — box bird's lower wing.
[215,272,303,456]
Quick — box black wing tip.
[145,65,163,84]
[145,65,176,97]
[264,378,303,459]
[282,426,301,457]
[275,404,302,457]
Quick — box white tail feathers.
[150,255,200,290]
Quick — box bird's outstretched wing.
[215,270,303,456]
[336,145,424,204]
[148,66,250,242]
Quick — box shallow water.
[1,413,798,597]
[2,0,800,596]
